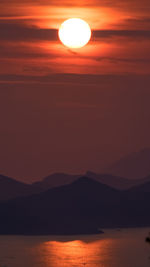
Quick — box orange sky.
[0,0,150,181]
[0,0,150,76]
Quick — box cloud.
[0,23,58,42]
[95,57,150,64]
[0,42,61,60]
[92,30,150,40]
[0,0,149,7]
[125,17,150,24]
[0,73,150,85]
[1,21,150,44]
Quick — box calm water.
[0,228,150,267]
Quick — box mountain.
[0,173,81,202]
[32,171,146,191]
[0,171,129,202]
[86,171,150,190]
[1,170,150,204]
[0,174,39,201]
[32,172,80,190]
[85,171,134,190]
[1,176,150,235]
[106,148,150,179]
[0,177,119,235]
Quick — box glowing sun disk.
[58,18,91,49]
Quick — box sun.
[58,18,91,49]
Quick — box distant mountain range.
[32,173,80,191]
[85,171,150,189]
[1,170,150,202]
[0,176,150,235]
[106,148,150,179]
[1,148,150,234]
[0,175,39,202]
[85,171,136,190]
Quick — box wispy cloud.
[0,23,58,42]
[93,30,150,40]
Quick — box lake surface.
[0,228,150,267]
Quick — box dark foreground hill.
[0,177,150,235]
[129,180,150,192]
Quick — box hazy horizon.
[1,145,150,182]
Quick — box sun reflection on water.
[37,237,114,267]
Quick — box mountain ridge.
[1,176,150,235]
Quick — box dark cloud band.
[0,23,58,41]
[1,22,150,42]
[92,30,150,40]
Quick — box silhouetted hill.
[86,171,135,190]
[1,176,150,235]
[106,148,150,179]
[0,175,39,201]
[33,171,150,193]
[1,170,150,204]
[86,171,150,190]
[33,173,80,190]
[129,180,150,192]
[13,177,119,210]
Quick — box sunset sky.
[0,0,150,181]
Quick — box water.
[0,228,150,267]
